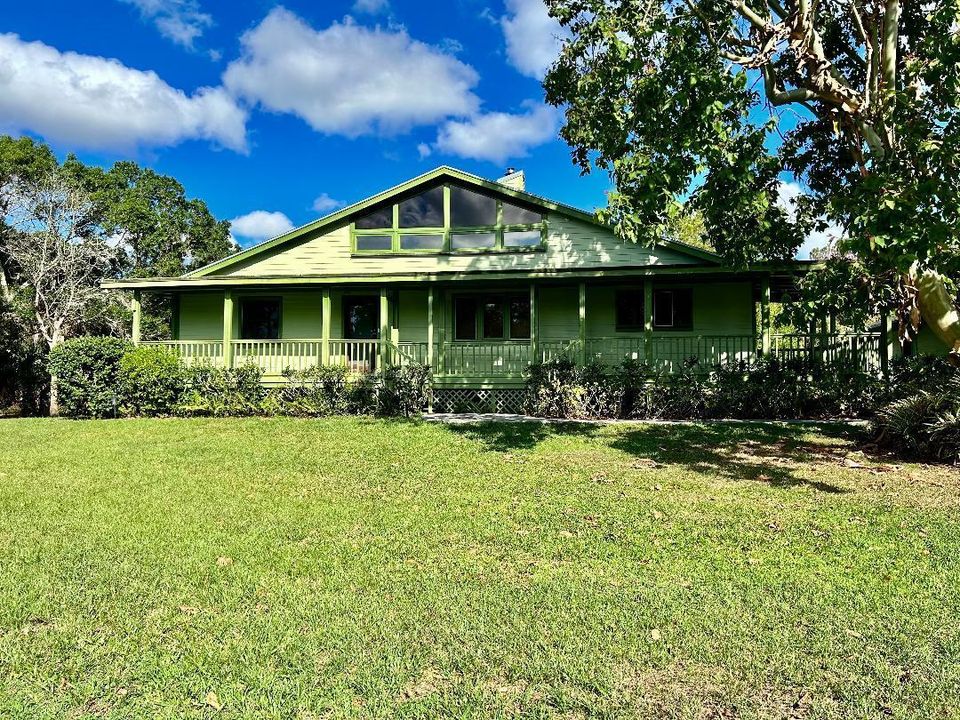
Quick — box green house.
[104,166,893,412]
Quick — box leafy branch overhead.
[544,0,960,355]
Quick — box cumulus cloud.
[311,193,344,213]
[230,210,295,242]
[351,0,389,14]
[501,0,568,78]
[433,104,559,163]
[778,180,843,259]
[0,33,247,152]
[223,8,480,137]
[118,0,213,49]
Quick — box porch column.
[643,279,654,363]
[427,286,435,369]
[131,290,142,345]
[222,290,234,368]
[321,288,331,365]
[379,287,390,369]
[760,275,772,356]
[880,311,891,378]
[529,284,538,364]
[578,282,587,365]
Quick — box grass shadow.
[446,420,600,452]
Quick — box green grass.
[0,417,958,719]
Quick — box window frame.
[652,288,694,330]
[452,293,531,342]
[238,296,283,340]
[351,183,547,256]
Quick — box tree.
[3,171,118,414]
[544,0,960,356]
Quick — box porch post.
[760,275,771,356]
[578,282,587,365]
[437,291,446,376]
[529,284,538,365]
[379,286,389,369]
[643,279,654,363]
[131,290,142,345]
[321,288,331,365]
[222,290,234,369]
[427,286,435,368]
[880,311,891,378]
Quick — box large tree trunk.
[49,375,59,417]
[916,270,960,362]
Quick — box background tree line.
[0,135,235,414]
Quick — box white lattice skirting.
[431,388,527,415]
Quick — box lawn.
[0,418,957,719]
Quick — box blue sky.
[0,0,613,246]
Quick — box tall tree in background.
[544,0,960,356]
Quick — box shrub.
[645,359,709,420]
[119,346,188,416]
[175,363,266,417]
[265,365,353,416]
[524,357,587,418]
[48,337,132,418]
[378,363,432,417]
[874,372,960,462]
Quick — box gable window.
[352,182,545,255]
[615,289,645,331]
[240,297,281,340]
[653,288,694,330]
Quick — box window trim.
[351,184,547,256]
[238,295,283,340]
[652,287,694,331]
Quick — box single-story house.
[104,166,900,412]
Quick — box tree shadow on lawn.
[447,420,866,494]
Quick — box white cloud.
[223,8,480,137]
[118,0,213,49]
[230,210,295,242]
[0,33,247,153]
[501,0,567,78]
[778,180,842,259]
[417,142,432,159]
[311,193,343,213]
[351,0,389,14]
[433,104,559,163]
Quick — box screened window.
[504,230,541,248]
[355,234,392,251]
[482,302,505,339]
[400,234,444,251]
[502,201,541,225]
[240,297,281,340]
[355,205,393,229]
[454,298,478,340]
[615,289,644,331]
[399,187,444,227]
[450,186,497,226]
[509,297,531,339]
[653,288,693,329]
[451,232,496,250]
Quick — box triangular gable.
[188,166,719,277]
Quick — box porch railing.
[141,332,886,377]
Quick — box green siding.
[215,213,702,278]
[539,286,580,341]
[914,326,950,356]
[398,290,428,343]
[177,293,222,340]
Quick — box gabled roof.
[187,166,720,278]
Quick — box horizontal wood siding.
[177,293,222,340]
[215,214,702,278]
[398,290,428,344]
[539,286,579,341]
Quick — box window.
[354,205,392,229]
[343,296,379,339]
[450,186,497,226]
[615,289,644,331]
[399,187,444,227]
[482,302,505,339]
[451,232,496,250]
[240,297,281,339]
[355,234,392,251]
[653,288,693,329]
[504,230,541,248]
[502,201,541,225]
[400,234,444,251]
[509,297,531,339]
[454,298,477,340]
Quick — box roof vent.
[497,168,525,191]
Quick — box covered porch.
[130,273,893,385]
